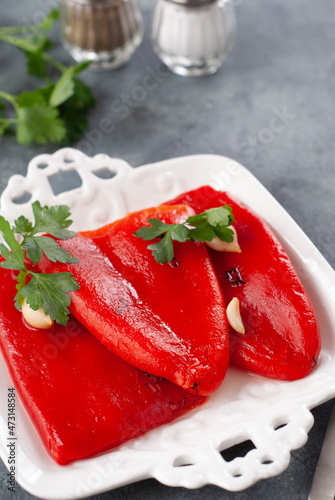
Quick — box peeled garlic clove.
[205,226,241,253]
[226,297,245,334]
[22,298,54,330]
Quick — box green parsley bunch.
[0,202,79,325]
[0,9,95,146]
[135,206,235,264]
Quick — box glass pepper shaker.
[60,0,144,70]
[151,0,236,76]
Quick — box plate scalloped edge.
[0,148,335,499]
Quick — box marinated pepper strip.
[166,186,321,380]
[37,204,230,396]
[0,263,205,465]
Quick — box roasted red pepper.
[166,186,321,380]
[37,204,230,396]
[0,263,205,465]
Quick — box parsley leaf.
[0,32,47,53]
[15,89,67,146]
[0,9,94,146]
[63,78,95,111]
[148,233,174,264]
[26,51,48,78]
[58,78,96,145]
[36,8,59,31]
[136,218,170,240]
[135,206,235,264]
[15,270,28,309]
[16,103,66,145]
[20,272,79,326]
[187,206,234,228]
[135,218,191,264]
[49,61,92,108]
[0,99,9,135]
[12,215,33,235]
[17,88,47,107]
[0,216,25,270]
[30,201,76,239]
[24,236,78,265]
[16,201,79,264]
[49,68,76,108]
[0,202,79,325]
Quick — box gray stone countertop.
[0,0,334,499]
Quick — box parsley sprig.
[134,206,235,264]
[0,202,80,326]
[0,9,95,145]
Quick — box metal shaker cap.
[62,0,124,5]
[168,0,216,6]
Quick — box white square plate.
[1,149,335,499]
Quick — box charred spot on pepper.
[144,372,157,380]
[146,382,158,394]
[225,267,246,287]
[312,357,318,367]
[143,372,161,393]
[189,382,199,394]
[114,300,128,314]
[168,257,180,268]
[168,397,186,412]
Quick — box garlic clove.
[22,298,54,330]
[226,297,245,334]
[205,226,241,253]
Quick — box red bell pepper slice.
[37,204,230,396]
[166,186,321,380]
[0,264,205,465]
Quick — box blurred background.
[0,0,334,271]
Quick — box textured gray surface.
[0,0,334,498]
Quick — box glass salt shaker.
[151,0,236,76]
[60,0,144,70]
